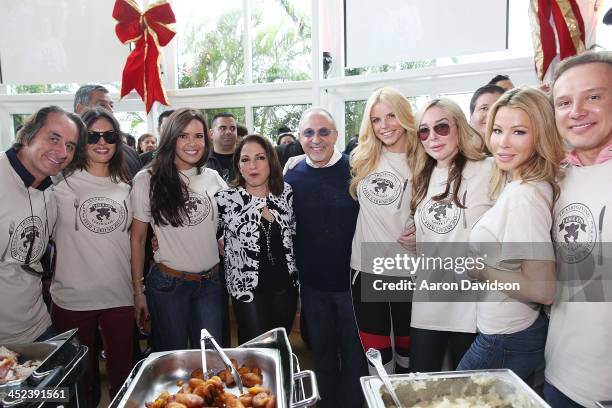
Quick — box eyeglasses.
[417,123,451,141]
[88,130,118,144]
[302,127,336,138]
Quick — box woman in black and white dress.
[216,134,298,343]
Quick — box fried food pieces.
[145,362,275,408]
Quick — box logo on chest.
[79,197,127,234]
[361,171,402,205]
[183,192,211,226]
[420,196,460,234]
[10,216,45,262]
[555,203,596,264]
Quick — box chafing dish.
[361,369,551,407]
[112,328,318,408]
[1,329,88,407]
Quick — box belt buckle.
[198,268,213,281]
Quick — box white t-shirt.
[351,149,412,273]
[131,167,226,273]
[50,170,133,311]
[412,158,495,332]
[470,180,555,335]
[0,152,54,343]
[545,159,612,408]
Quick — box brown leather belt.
[157,262,219,282]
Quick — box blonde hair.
[410,98,486,214]
[486,87,565,201]
[349,87,416,199]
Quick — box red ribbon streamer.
[113,0,176,113]
[534,0,585,81]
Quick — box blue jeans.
[146,264,223,351]
[300,284,368,408]
[544,382,586,408]
[457,312,548,381]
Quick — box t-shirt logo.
[184,192,211,226]
[361,171,402,205]
[555,202,596,264]
[11,216,44,262]
[421,196,460,234]
[79,197,127,234]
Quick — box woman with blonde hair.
[407,98,495,373]
[458,87,565,381]
[350,86,416,373]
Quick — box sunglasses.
[20,233,38,276]
[302,127,336,138]
[88,130,118,144]
[417,123,451,141]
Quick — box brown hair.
[230,134,285,196]
[410,98,486,215]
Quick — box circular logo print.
[555,203,596,264]
[421,196,461,234]
[10,216,44,262]
[361,171,402,205]
[183,192,211,226]
[79,197,126,234]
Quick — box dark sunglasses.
[302,127,336,138]
[20,234,38,276]
[417,123,451,141]
[87,130,118,144]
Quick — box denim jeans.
[457,312,548,381]
[544,382,586,408]
[146,264,223,351]
[300,284,368,408]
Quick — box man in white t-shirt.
[0,105,83,344]
[545,51,612,408]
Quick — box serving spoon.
[366,348,403,408]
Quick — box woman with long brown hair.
[130,108,227,351]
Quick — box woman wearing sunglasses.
[130,108,226,351]
[457,88,564,381]
[215,134,298,344]
[408,98,494,372]
[50,107,133,406]
[349,87,416,373]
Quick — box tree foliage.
[253,104,309,141]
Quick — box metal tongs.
[366,348,403,408]
[200,328,244,393]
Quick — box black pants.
[351,270,412,373]
[233,286,298,344]
[409,327,476,373]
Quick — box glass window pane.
[6,83,120,95]
[201,108,246,129]
[251,0,311,83]
[344,100,366,148]
[176,0,244,88]
[12,114,30,134]
[114,111,147,141]
[253,104,310,142]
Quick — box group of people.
[0,50,610,408]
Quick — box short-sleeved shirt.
[412,158,495,333]
[0,151,54,343]
[131,167,226,273]
[51,170,133,311]
[470,180,555,335]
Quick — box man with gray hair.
[74,84,142,178]
[545,50,612,407]
[284,107,367,408]
[0,105,85,344]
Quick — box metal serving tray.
[115,348,283,408]
[361,369,550,408]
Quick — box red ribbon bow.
[113,0,176,113]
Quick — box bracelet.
[133,283,146,295]
[133,276,144,284]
